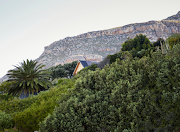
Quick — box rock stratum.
[1,11,180,82]
[36,11,180,69]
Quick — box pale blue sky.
[0,0,180,78]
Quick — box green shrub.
[121,34,152,51]
[39,44,180,131]
[48,61,78,79]
[0,95,14,102]
[0,81,16,95]
[52,78,67,86]
[0,111,14,131]
[0,95,37,116]
[13,78,75,132]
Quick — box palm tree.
[6,59,52,96]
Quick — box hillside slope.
[36,11,180,69]
[1,11,180,82]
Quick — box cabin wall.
[74,63,84,75]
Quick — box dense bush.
[0,96,37,116]
[0,94,16,102]
[108,34,155,64]
[121,34,152,52]
[166,33,180,49]
[0,78,75,132]
[13,79,75,132]
[0,81,16,95]
[0,111,14,131]
[39,44,180,131]
[48,61,78,80]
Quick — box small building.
[72,60,98,75]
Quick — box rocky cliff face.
[163,11,180,20]
[1,11,180,82]
[36,11,180,69]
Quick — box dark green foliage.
[57,78,66,85]
[0,79,75,132]
[0,81,16,95]
[0,111,14,131]
[109,51,124,64]
[0,96,37,116]
[109,34,154,63]
[0,95,16,101]
[109,47,156,65]
[48,61,78,80]
[39,43,180,131]
[166,33,180,49]
[6,59,52,96]
[121,34,152,52]
[14,79,75,132]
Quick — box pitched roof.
[72,60,99,75]
[79,60,88,67]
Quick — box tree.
[0,81,16,94]
[121,34,152,52]
[6,59,52,96]
[48,61,78,80]
[166,33,180,49]
[39,44,180,131]
[0,111,14,131]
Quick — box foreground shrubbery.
[0,111,14,131]
[0,79,75,132]
[39,44,180,131]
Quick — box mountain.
[36,11,180,69]
[1,11,180,82]
[163,11,180,20]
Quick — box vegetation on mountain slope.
[48,61,78,80]
[0,110,14,131]
[39,34,180,131]
[1,34,180,132]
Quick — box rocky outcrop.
[36,12,180,69]
[1,11,180,82]
[163,11,180,20]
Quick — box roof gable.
[79,60,88,67]
[72,60,99,75]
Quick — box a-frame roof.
[72,60,99,75]
[79,60,88,68]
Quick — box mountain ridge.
[1,11,180,82]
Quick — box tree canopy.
[6,59,52,96]
[39,42,180,131]
[48,61,78,80]
[121,34,152,51]
[166,33,180,49]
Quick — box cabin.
[72,60,98,75]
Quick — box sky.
[0,0,180,78]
